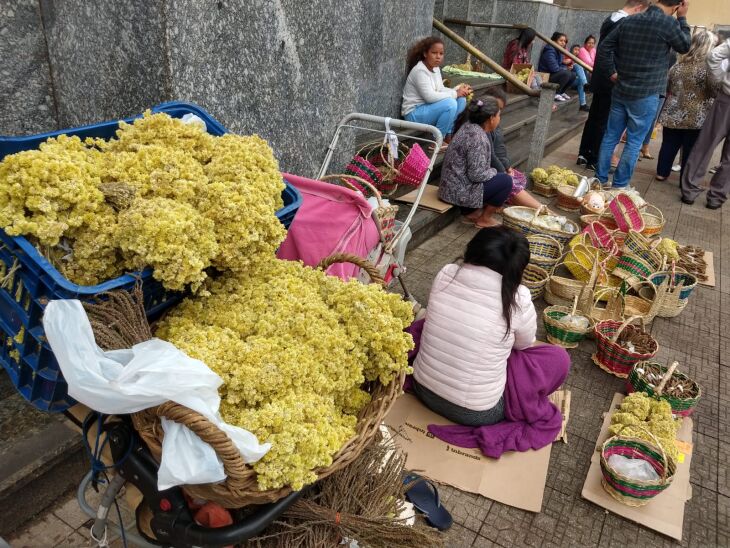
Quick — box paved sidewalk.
[7,132,727,547]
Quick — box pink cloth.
[276,173,380,281]
[405,319,570,459]
[578,46,596,69]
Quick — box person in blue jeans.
[402,37,470,150]
[568,44,590,112]
[594,0,691,188]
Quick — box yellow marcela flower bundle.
[156,257,414,490]
[0,112,285,290]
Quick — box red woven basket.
[344,155,385,193]
[394,142,430,186]
[583,221,619,256]
[592,316,658,378]
[609,194,645,233]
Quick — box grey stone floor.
[399,133,727,547]
[7,133,728,547]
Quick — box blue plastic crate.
[0,101,301,412]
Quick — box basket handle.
[317,252,385,286]
[631,424,671,481]
[529,205,547,226]
[655,361,679,398]
[320,174,384,208]
[609,315,644,343]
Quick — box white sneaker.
[672,164,681,172]
[561,93,571,100]
[554,95,567,102]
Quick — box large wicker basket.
[132,253,406,508]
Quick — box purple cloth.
[404,319,570,458]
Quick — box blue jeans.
[573,65,588,106]
[596,94,660,188]
[642,96,664,147]
[404,97,467,139]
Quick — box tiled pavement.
[6,132,727,546]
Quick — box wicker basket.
[502,206,580,247]
[522,263,549,300]
[649,268,697,318]
[527,235,563,270]
[609,193,645,233]
[556,184,582,212]
[131,253,403,508]
[580,213,618,231]
[532,179,557,197]
[641,204,665,237]
[543,297,592,348]
[592,316,658,378]
[622,280,663,324]
[584,221,619,255]
[626,361,701,417]
[600,433,676,507]
[613,252,657,283]
[622,230,658,258]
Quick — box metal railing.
[443,19,593,74]
[432,18,537,96]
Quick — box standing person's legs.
[596,96,629,184]
[612,94,660,188]
[404,97,462,141]
[640,96,664,157]
[656,127,683,179]
[681,95,730,202]
[678,129,701,186]
[573,66,588,106]
[579,89,613,165]
[706,137,730,207]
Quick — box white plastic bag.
[607,454,659,481]
[43,299,271,490]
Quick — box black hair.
[463,226,530,335]
[658,0,683,6]
[517,28,536,49]
[453,96,501,134]
[584,35,596,45]
[484,86,508,107]
[570,44,581,52]
[551,32,567,43]
[406,37,444,74]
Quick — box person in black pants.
[577,0,650,168]
[538,33,576,101]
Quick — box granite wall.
[0,0,56,135]
[0,0,434,176]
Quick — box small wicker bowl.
[522,263,549,300]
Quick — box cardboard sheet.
[702,251,715,287]
[383,391,570,512]
[581,393,693,541]
[396,185,453,213]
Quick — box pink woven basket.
[583,221,619,256]
[394,143,430,186]
[609,194,645,233]
[344,155,386,194]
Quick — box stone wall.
[1,0,434,176]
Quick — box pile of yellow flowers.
[0,112,285,290]
[530,165,580,189]
[609,392,681,461]
[156,257,414,490]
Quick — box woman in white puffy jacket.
[412,226,539,426]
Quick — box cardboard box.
[507,63,534,94]
[581,393,693,541]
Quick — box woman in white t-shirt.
[402,37,471,150]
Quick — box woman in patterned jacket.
[656,29,719,183]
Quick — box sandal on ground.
[655,175,667,181]
[640,152,654,160]
[474,220,502,229]
[403,474,453,531]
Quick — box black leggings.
[549,70,577,95]
[459,173,513,214]
[657,127,701,181]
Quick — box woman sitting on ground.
[438,97,542,228]
[538,32,578,103]
[412,227,547,427]
[656,29,719,183]
[578,35,597,70]
[502,28,536,69]
[402,37,472,149]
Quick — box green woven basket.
[626,361,701,417]
[543,298,592,349]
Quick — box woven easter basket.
[612,252,657,283]
[132,253,405,508]
[522,263,549,300]
[626,361,701,417]
[583,221,619,256]
[527,234,563,270]
[600,433,676,507]
[649,266,697,318]
[321,174,398,245]
[609,193,645,233]
[543,297,592,348]
[556,184,582,212]
[622,280,663,324]
[532,179,557,197]
[640,204,665,237]
[580,213,618,231]
[393,142,430,187]
[592,316,658,378]
[622,230,658,258]
[502,206,580,247]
